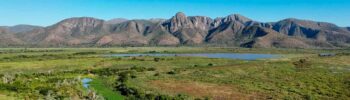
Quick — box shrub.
[112,57,122,61]
[118,72,130,83]
[131,74,137,78]
[131,66,146,72]
[148,51,158,53]
[2,57,10,60]
[139,58,145,61]
[17,55,30,58]
[208,63,214,66]
[155,95,173,100]
[293,59,311,70]
[73,52,97,55]
[336,52,350,56]
[167,70,176,75]
[154,58,161,62]
[35,86,53,95]
[116,84,139,96]
[154,73,160,76]
[304,94,314,100]
[147,67,157,71]
[131,57,137,60]
[145,93,156,99]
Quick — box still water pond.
[108,53,279,60]
[82,78,92,88]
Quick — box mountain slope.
[162,12,212,44]
[8,25,43,33]
[272,18,350,47]
[0,12,349,48]
[240,26,320,48]
[205,14,253,44]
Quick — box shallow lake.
[108,53,279,60]
[81,78,92,88]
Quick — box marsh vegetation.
[0,47,349,100]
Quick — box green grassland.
[0,47,349,100]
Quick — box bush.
[148,51,158,53]
[118,72,130,83]
[112,57,122,61]
[17,55,30,58]
[35,86,54,95]
[154,58,161,62]
[208,63,214,66]
[2,57,10,60]
[154,73,160,76]
[293,59,311,70]
[131,74,137,78]
[304,94,314,100]
[131,57,137,60]
[155,95,173,100]
[90,68,122,76]
[145,93,156,99]
[147,67,157,71]
[167,70,176,75]
[73,52,97,55]
[131,66,146,72]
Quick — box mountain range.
[0,12,349,48]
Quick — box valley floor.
[0,47,349,100]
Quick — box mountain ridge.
[0,12,349,48]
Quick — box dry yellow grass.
[149,79,265,100]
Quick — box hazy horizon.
[0,0,349,27]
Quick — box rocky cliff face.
[1,12,349,48]
[162,12,212,44]
[205,14,252,44]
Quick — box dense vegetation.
[0,47,349,100]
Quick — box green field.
[0,47,349,100]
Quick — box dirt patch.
[149,79,265,100]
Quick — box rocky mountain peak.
[211,14,252,28]
[164,12,213,32]
[172,12,189,24]
[175,12,187,19]
[163,12,192,33]
[224,14,252,23]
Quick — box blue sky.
[0,0,349,26]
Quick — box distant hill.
[1,12,349,48]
